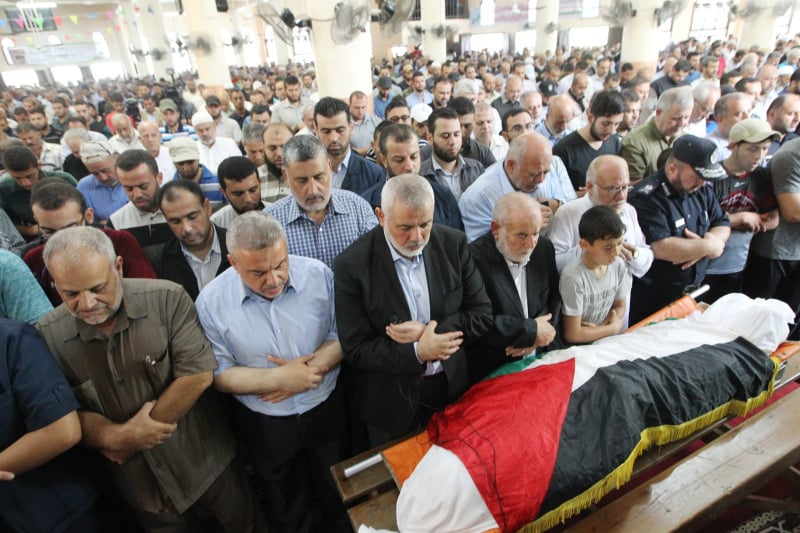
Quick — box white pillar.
[227,9,247,67]
[181,0,232,87]
[421,1,447,62]
[670,3,694,44]
[620,0,662,76]
[135,0,176,80]
[738,1,780,51]
[306,0,373,101]
[535,0,558,56]
[119,1,145,78]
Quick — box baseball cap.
[539,80,557,97]
[205,95,221,106]
[378,76,393,89]
[729,118,781,144]
[80,140,116,164]
[168,137,200,163]
[191,111,214,127]
[671,135,726,180]
[409,103,433,124]
[159,98,178,113]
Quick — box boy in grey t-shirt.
[560,205,630,344]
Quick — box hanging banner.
[9,43,102,66]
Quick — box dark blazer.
[150,225,230,301]
[340,151,384,195]
[468,231,563,384]
[334,224,492,437]
[360,179,464,231]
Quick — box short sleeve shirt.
[559,256,630,325]
[0,319,96,532]
[36,279,235,514]
[629,169,730,287]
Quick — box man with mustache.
[314,97,383,195]
[335,174,492,447]
[36,226,264,532]
[419,107,484,203]
[152,179,230,300]
[108,149,172,250]
[467,192,561,383]
[211,156,265,229]
[265,135,376,269]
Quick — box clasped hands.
[505,313,556,357]
[386,320,463,362]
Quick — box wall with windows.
[0,3,127,87]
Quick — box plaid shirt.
[265,189,378,269]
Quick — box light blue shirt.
[387,237,442,375]
[535,121,568,145]
[196,254,339,417]
[76,174,129,223]
[459,158,576,242]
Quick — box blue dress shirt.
[196,254,339,417]
[76,174,129,222]
[459,158,576,242]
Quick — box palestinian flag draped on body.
[396,306,784,533]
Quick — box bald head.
[504,75,523,103]
[493,191,542,226]
[505,132,552,193]
[586,155,631,212]
[545,94,575,135]
[136,121,161,154]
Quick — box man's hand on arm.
[79,401,177,465]
[417,320,464,362]
[505,313,556,357]
[257,354,324,403]
[385,320,426,344]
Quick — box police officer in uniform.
[628,135,730,323]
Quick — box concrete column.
[738,1,780,51]
[252,14,269,67]
[135,0,176,80]
[119,1,145,78]
[306,0,373,101]
[181,0,232,87]
[421,1,446,62]
[535,0,558,56]
[620,0,662,76]
[226,8,247,67]
[670,3,694,43]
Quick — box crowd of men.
[2,32,800,532]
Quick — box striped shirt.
[265,189,378,269]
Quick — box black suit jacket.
[468,231,563,383]
[150,225,231,301]
[334,225,492,437]
[340,151,384,195]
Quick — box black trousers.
[133,459,266,533]
[232,387,349,533]
[701,272,745,304]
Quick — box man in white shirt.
[204,95,242,144]
[191,111,241,175]
[108,113,145,153]
[138,121,175,180]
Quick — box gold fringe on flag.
[518,356,780,533]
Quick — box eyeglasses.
[40,216,85,239]
[595,184,633,195]
[388,115,410,122]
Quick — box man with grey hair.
[265,134,377,269]
[621,86,694,181]
[521,90,544,126]
[491,74,523,118]
[467,192,561,383]
[547,155,654,328]
[706,92,754,159]
[196,211,349,532]
[109,112,145,153]
[241,121,267,170]
[335,174,492,447]
[137,120,175,180]
[686,81,721,137]
[36,226,264,531]
[535,94,577,145]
